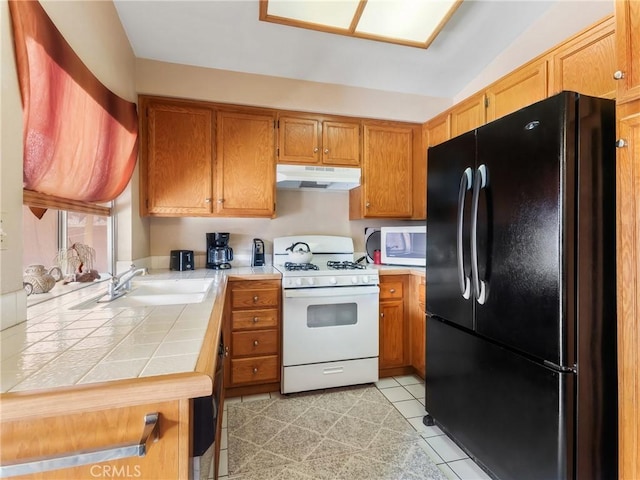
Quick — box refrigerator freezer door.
[474,93,573,367]
[426,131,476,330]
[427,318,574,480]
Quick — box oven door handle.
[284,285,379,298]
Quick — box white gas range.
[273,235,380,394]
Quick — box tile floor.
[210,375,492,480]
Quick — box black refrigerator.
[425,92,617,480]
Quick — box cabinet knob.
[613,70,625,80]
[205,198,211,203]
[224,346,229,357]
[253,340,259,346]
[366,202,370,208]
[313,147,319,153]
[253,295,259,303]
[253,316,259,323]
[389,288,396,293]
[615,138,628,148]
[380,312,385,318]
[217,198,224,204]
[253,367,259,374]
[324,148,329,154]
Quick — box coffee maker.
[206,232,233,269]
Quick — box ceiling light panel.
[356,0,460,43]
[266,0,361,29]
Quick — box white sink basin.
[73,278,214,309]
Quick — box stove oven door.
[282,285,379,366]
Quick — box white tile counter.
[0,267,280,394]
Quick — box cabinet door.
[615,0,640,103]
[277,115,320,164]
[379,301,405,369]
[322,121,360,166]
[550,16,616,99]
[361,124,413,218]
[450,93,486,138]
[425,112,451,147]
[486,59,548,122]
[216,111,276,217]
[616,100,640,480]
[144,102,213,215]
[410,275,426,379]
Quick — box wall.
[0,0,137,329]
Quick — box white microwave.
[380,226,427,267]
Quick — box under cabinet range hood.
[276,164,361,191]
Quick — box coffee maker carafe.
[206,232,233,269]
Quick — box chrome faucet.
[100,264,148,302]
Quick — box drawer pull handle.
[253,317,259,323]
[253,340,259,346]
[253,367,259,374]
[0,413,159,478]
[389,288,396,293]
[253,296,259,302]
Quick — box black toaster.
[170,250,194,271]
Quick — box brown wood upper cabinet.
[486,58,548,123]
[549,16,616,99]
[215,110,276,218]
[139,96,276,218]
[450,93,486,138]
[140,97,214,216]
[277,114,360,167]
[350,122,415,219]
[615,0,640,103]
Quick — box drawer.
[231,355,279,384]
[232,329,278,356]
[231,288,279,309]
[231,309,279,330]
[379,280,403,300]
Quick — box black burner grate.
[326,261,366,270]
[284,262,319,271]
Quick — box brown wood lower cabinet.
[225,279,281,396]
[0,400,190,479]
[378,275,411,377]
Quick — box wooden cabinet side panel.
[550,16,616,99]
[145,103,213,215]
[616,0,640,103]
[362,125,413,218]
[486,60,548,122]
[216,111,276,217]
[616,101,640,480]
[0,400,187,480]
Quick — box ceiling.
[113,0,611,100]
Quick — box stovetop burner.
[326,261,367,270]
[284,262,319,271]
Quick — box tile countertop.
[0,266,281,395]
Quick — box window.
[22,206,113,282]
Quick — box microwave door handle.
[457,168,473,300]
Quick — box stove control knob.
[330,277,337,285]
[352,276,359,284]
[296,278,303,286]
[362,276,369,283]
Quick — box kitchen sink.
[71,278,214,309]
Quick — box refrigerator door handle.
[471,164,488,304]
[457,167,474,299]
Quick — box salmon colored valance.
[9,0,138,204]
